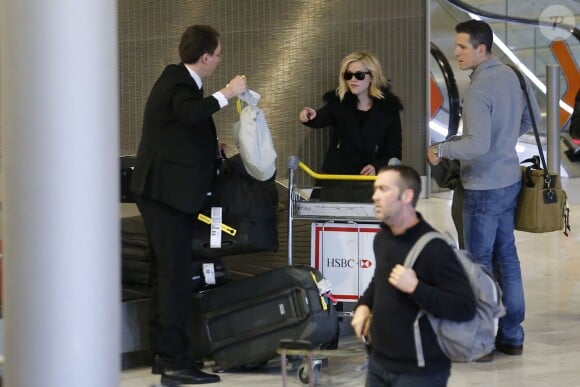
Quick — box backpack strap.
[412,311,427,367]
[403,231,447,268]
[404,231,451,368]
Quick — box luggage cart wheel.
[297,363,310,385]
[297,362,321,385]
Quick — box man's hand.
[221,74,247,99]
[351,305,372,340]
[218,141,232,158]
[388,264,418,294]
[427,145,442,166]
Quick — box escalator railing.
[437,0,579,131]
[446,0,580,42]
[430,42,461,139]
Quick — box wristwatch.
[433,143,443,158]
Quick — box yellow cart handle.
[297,161,376,181]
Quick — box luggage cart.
[287,155,380,302]
[287,155,378,263]
[285,156,378,384]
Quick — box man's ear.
[477,43,487,58]
[401,188,414,205]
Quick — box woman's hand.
[360,164,376,175]
[299,107,316,123]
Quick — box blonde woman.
[299,51,403,202]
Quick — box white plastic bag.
[232,89,277,181]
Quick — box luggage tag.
[210,207,222,248]
[309,272,328,310]
[202,262,216,285]
[318,278,338,305]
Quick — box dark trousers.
[366,357,450,387]
[136,196,197,369]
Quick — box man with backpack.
[351,165,476,387]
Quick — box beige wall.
[0,1,428,191]
[118,0,428,185]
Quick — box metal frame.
[286,156,379,267]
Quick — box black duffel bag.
[192,154,279,258]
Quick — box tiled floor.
[121,177,580,387]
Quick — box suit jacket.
[304,88,403,175]
[131,63,221,213]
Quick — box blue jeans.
[463,181,525,346]
[366,357,450,387]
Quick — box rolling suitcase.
[190,265,339,369]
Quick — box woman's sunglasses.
[343,71,371,81]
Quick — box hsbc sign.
[359,259,373,269]
[311,223,381,302]
[324,258,374,269]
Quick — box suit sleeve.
[172,82,221,126]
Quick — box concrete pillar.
[0,0,120,386]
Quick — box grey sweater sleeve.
[439,87,491,161]
[436,58,542,190]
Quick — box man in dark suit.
[131,24,246,385]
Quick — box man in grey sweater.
[427,20,540,359]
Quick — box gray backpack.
[404,232,505,367]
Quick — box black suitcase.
[121,216,151,287]
[190,265,339,369]
[121,215,230,290]
[121,245,230,290]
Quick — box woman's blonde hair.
[336,51,388,101]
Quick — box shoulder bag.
[508,65,570,235]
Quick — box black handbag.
[508,65,570,235]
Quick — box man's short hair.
[455,20,493,54]
[179,25,220,64]
[379,165,422,207]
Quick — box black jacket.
[303,88,403,174]
[357,215,476,375]
[131,63,221,213]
